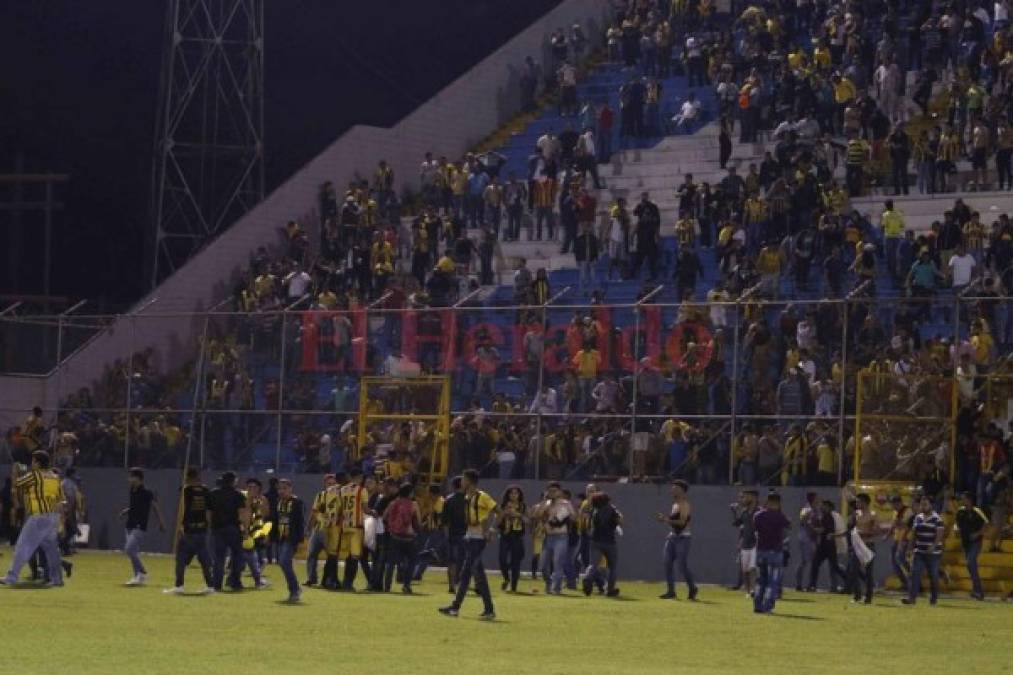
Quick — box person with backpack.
[582,491,622,597]
[382,483,420,594]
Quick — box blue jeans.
[3,513,62,585]
[305,529,326,583]
[278,541,300,596]
[964,539,983,596]
[754,549,784,613]
[663,536,696,594]
[908,552,940,602]
[891,540,910,588]
[541,533,569,592]
[125,528,147,576]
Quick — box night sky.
[0,0,560,310]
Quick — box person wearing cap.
[752,491,791,613]
[208,471,249,591]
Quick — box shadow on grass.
[768,612,826,621]
[778,597,816,603]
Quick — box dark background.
[0,0,561,310]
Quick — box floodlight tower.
[149,0,264,288]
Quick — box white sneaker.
[201,587,216,595]
[137,573,148,586]
[255,580,271,590]
[125,575,140,587]
[163,586,185,595]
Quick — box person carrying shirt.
[439,469,499,619]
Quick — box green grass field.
[1,550,1010,674]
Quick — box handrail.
[636,284,664,305]
[61,300,88,316]
[0,302,22,317]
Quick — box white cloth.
[285,271,311,298]
[739,547,757,571]
[850,528,875,566]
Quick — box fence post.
[729,298,740,485]
[628,305,641,480]
[124,315,135,468]
[276,311,288,473]
[837,297,849,487]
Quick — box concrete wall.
[4,0,611,418]
[58,468,872,587]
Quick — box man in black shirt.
[809,500,844,592]
[955,492,988,600]
[582,491,622,597]
[120,467,165,587]
[165,467,214,595]
[632,192,660,281]
[442,476,468,593]
[208,471,249,591]
[369,477,399,591]
[276,479,305,603]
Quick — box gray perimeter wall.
[38,468,884,586]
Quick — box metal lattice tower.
[149,0,264,288]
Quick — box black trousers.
[452,537,494,613]
[385,536,415,591]
[499,533,525,590]
[212,526,243,590]
[848,543,875,602]
[809,541,844,590]
[176,532,213,588]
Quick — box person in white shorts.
[733,489,759,596]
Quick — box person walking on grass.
[753,491,791,614]
[275,478,305,603]
[657,479,698,600]
[164,467,215,596]
[497,485,527,593]
[954,492,988,601]
[583,490,622,597]
[0,451,65,587]
[902,496,945,606]
[121,467,166,587]
[535,481,578,595]
[439,469,499,620]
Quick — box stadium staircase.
[883,509,1013,598]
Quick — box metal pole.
[54,314,64,415]
[124,315,136,468]
[629,306,640,479]
[532,286,570,481]
[276,311,289,472]
[175,311,211,554]
[729,299,740,485]
[43,179,53,299]
[837,297,849,486]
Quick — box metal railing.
[0,292,1009,483]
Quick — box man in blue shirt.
[906,250,943,322]
[466,167,490,229]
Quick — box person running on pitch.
[1,452,65,587]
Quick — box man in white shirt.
[528,386,558,414]
[420,152,440,205]
[672,94,701,131]
[874,59,902,122]
[948,244,976,293]
[536,131,558,161]
[685,35,704,87]
[284,266,312,301]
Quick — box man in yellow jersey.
[303,473,337,587]
[439,468,499,619]
[2,451,65,586]
[320,472,344,590]
[338,467,370,590]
